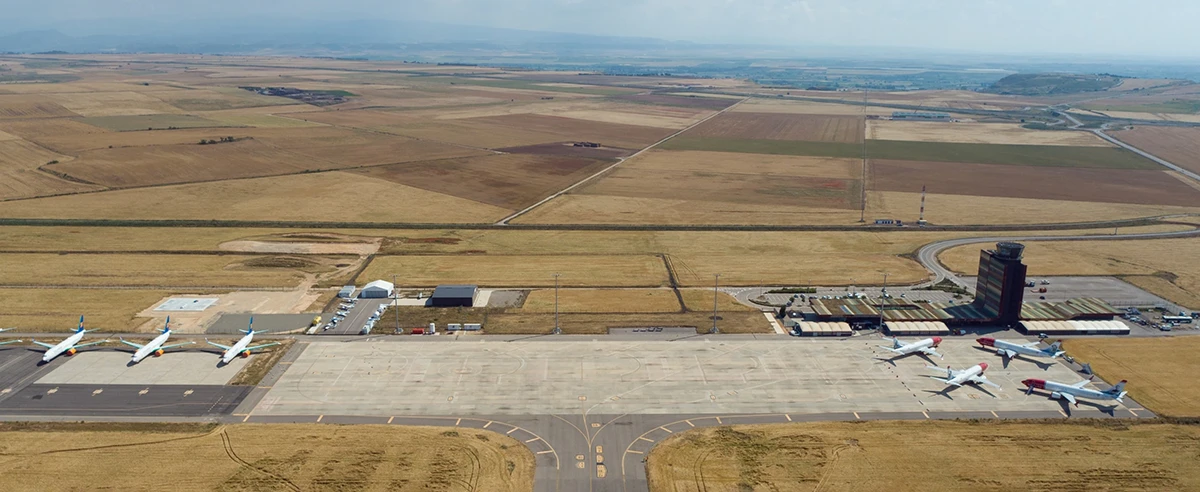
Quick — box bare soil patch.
[0,98,79,119]
[465,113,674,149]
[497,141,635,158]
[867,120,1113,146]
[687,112,863,143]
[870,159,1200,207]
[349,153,612,210]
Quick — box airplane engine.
[154,349,164,357]
[1050,391,1063,400]
[241,350,252,358]
[66,348,77,356]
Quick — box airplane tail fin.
[244,316,254,334]
[77,315,86,332]
[891,337,902,349]
[1110,380,1127,395]
[1049,340,1064,354]
[163,316,171,333]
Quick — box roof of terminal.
[810,296,1117,323]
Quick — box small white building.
[360,280,395,299]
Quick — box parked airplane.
[119,317,195,364]
[205,318,280,364]
[880,337,943,359]
[977,337,1064,361]
[1022,377,1127,407]
[926,363,1001,390]
[0,328,21,346]
[30,316,106,363]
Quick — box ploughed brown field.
[467,113,675,149]
[348,153,614,210]
[497,142,636,158]
[1113,126,1200,174]
[686,112,864,143]
[870,159,1200,206]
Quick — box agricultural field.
[684,112,863,143]
[1065,337,1200,417]
[0,137,98,199]
[0,288,176,331]
[730,97,901,116]
[647,421,1200,492]
[43,139,313,187]
[1112,126,1200,174]
[870,190,1200,226]
[350,153,613,210]
[938,237,1200,309]
[0,423,534,492]
[870,160,1200,206]
[866,120,1112,146]
[521,288,685,313]
[0,172,512,223]
[79,114,231,131]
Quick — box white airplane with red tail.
[926,363,1001,390]
[1022,376,1127,407]
[880,337,943,359]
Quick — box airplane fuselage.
[948,363,986,385]
[43,331,85,362]
[977,337,1057,359]
[1023,379,1121,402]
[131,331,172,363]
[222,333,255,364]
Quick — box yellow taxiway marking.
[387,416,394,424]
[659,426,672,433]
[626,450,643,455]
[716,417,722,424]
[525,437,540,443]
[1132,407,1145,411]
[853,412,860,420]
[991,411,999,418]
[922,411,930,419]
[484,421,493,428]
[256,386,272,390]
[455,418,461,426]
[686,420,695,427]
[537,450,554,455]
[596,446,603,454]
[1129,409,1139,417]
[316,415,324,422]
[785,414,792,422]
[1058,409,1069,417]
[507,427,519,435]
[638,437,655,443]
[242,414,252,423]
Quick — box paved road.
[1093,129,1200,183]
[915,227,1200,289]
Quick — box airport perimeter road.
[915,227,1200,289]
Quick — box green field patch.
[865,140,1158,169]
[80,114,237,132]
[660,136,861,157]
[662,136,1157,169]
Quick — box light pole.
[879,272,888,330]
[711,273,721,334]
[393,273,400,334]
[552,273,561,335]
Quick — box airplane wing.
[970,376,1002,390]
[73,340,107,349]
[1002,349,1018,359]
[159,342,194,350]
[32,341,56,349]
[878,345,903,354]
[242,342,280,352]
[1070,379,1091,389]
[119,339,144,349]
[930,376,960,386]
[0,340,21,346]
[1061,392,1077,406]
[919,347,943,359]
[205,340,232,350]
[1021,342,1041,348]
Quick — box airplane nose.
[979,362,988,371]
[976,337,994,346]
[932,336,942,346]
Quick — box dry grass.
[0,288,175,331]
[78,114,230,132]
[732,98,902,116]
[1113,126,1200,174]
[0,138,98,199]
[517,194,866,225]
[228,338,295,386]
[1065,337,1200,417]
[0,253,322,288]
[521,288,684,313]
[679,289,760,312]
[687,113,863,143]
[647,421,1200,492]
[360,255,669,287]
[49,91,183,116]
[871,190,1200,226]
[483,311,770,335]
[0,226,310,251]
[867,120,1112,146]
[939,237,1200,309]
[0,423,534,492]
[0,171,511,223]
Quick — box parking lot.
[318,298,390,335]
[252,338,1121,417]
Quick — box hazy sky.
[4,0,1198,57]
